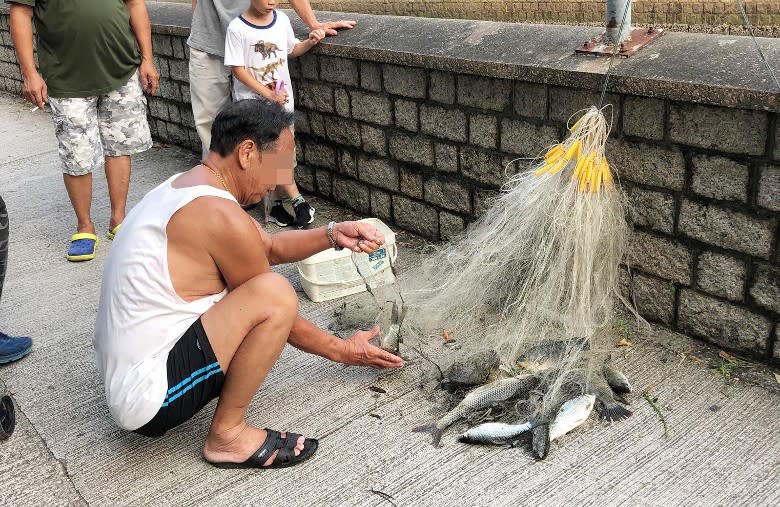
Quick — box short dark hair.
[209,99,295,156]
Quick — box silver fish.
[531,394,595,460]
[603,360,632,394]
[549,394,595,440]
[413,374,539,446]
[380,323,400,353]
[517,337,590,373]
[459,419,535,445]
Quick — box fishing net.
[399,105,642,430]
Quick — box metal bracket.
[575,27,665,58]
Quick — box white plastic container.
[297,218,397,302]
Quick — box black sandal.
[209,428,318,469]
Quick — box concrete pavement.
[0,92,778,506]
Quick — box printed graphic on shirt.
[254,40,281,59]
[224,11,299,112]
[246,47,287,85]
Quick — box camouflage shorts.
[49,71,152,176]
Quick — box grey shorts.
[49,70,152,176]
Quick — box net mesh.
[398,106,642,424]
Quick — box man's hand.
[139,58,160,95]
[10,3,46,109]
[341,326,404,369]
[334,221,385,253]
[312,20,356,37]
[22,70,47,109]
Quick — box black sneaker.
[294,201,315,228]
[267,204,295,227]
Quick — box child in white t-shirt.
[224,0,325,228]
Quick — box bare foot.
[203,422,305,466]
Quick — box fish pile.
[413,374,541,447]
[413,338,634,460]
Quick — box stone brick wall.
[145,27,201,153]
[0,13,21,96]
[0,6,777,364]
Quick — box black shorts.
[135,318,225,437]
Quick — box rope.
[736,0,780,91]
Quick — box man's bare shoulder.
[169,195,258,242]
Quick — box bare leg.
[274,183,300,202]
[104,155,130,230]
[63,173,95,234]
[265,183,303,216]
[201,272,305,465]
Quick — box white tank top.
[94,174,236,430]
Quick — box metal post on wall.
[605,0,632,44]
[576,0,663,57]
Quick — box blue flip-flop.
[66,232,98,262]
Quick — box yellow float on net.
[544,144,565,162]
[535,107,617,194]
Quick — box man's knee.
[245,272,298,320]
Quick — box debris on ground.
[369,488,397,507]
[642,389,669,440]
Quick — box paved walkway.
[0,93,778,506]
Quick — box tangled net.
[401,106,641,424]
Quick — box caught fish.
[573,370,632,421]
[549,394,595,440]
[517,337,590,373]
[380,302,403,355]
[380,323,400,354]
[531,424,550,460]
[413,374,540,446]
[603,359,632,394]
[531,394,595,460]
[459,419,535,445]
[443,349,501,390]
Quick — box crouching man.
[94,99,403,469]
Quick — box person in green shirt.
[9,0,159,262]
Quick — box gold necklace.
[201,162,230,193]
